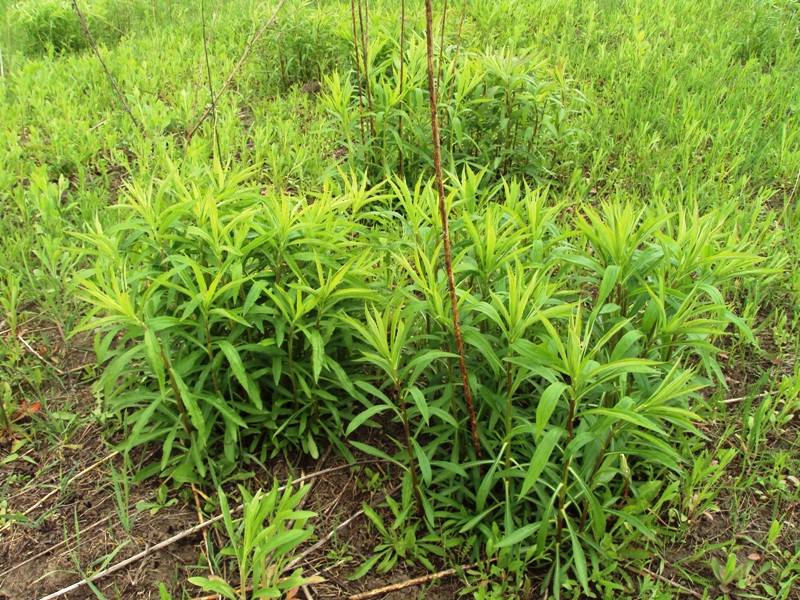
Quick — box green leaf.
[519,427,563,497]
[476,453,503,512]
[408,386,430,425]
[157,583,172,600]
[218,340,261,408]
[350,441,395,463]
[597,264,620,306]
[346,405,391,435]
[606,508,656,541]
[413,438,432,485]
[583,407,665,435]
[188,577,237,599]
[204,394,248,428]
[210,307,251,327]
[496,522,540,548]
[566,519,589,593]
[536,382,568,440]
[609,330,644,362]
[348,552,382,580]
[311,330,324,383]
[145,316,182,332]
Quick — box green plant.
[109,459,135,536]
[189,481,321,600]
[321,38,587,187]
[72,161,387,481]
[2,0,799,595]
[349,488,447,579]
[709,553,758,595]
[10,0,127,56]
[135,484,178,516]
[461,526,532,600]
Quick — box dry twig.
[187,0,288,139]
[17,334,65,375]
[722,391,768,404]
[423,0,481,461]
[71,0,144,133]
[348,564,473,600]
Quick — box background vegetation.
[0,0,799,598]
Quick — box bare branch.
[187,0,289,139]
[423,0,481,461]
[72,1,144,133]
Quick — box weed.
[322,40,587,187]
[189,481,321,600]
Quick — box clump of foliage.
[189,481,322,600]
[265,8,351,92]
[75,162,385,482]
[75,157,774,591]
[321,37,587,187]
[10,0,144,56]
[2,0,795,596]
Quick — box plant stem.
[204,317,222,398]
[200,0,221,159]
[158,343,192,436]
[397,380,423,511]
[423,0,481,461]
[350,0,367,151]
[288,323,297,409]
[357,0,375,139]
[556,392,576,543]
[397,0,406,179]
[504,358,513,478]
[580,423,618,531]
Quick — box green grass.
[0,0,799,598]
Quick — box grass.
[0,0,799,598]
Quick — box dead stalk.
[200,0,221,158]
[351,0,367,149]
[72,0,144,133]
[423,0,481,460]
[397,0,406,179]
[28,461,391,600]
[188,0,288,139]
[348,564,474,600]
[357,0,375,138]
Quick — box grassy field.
[1,0,799,598]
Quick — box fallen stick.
[722,392,768,404]
[348,564,474,600]
[632,566,703,599]
[186,0,288,139]
[33,460,387,600]
[17,334,65,375]
[283,484,400,573]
